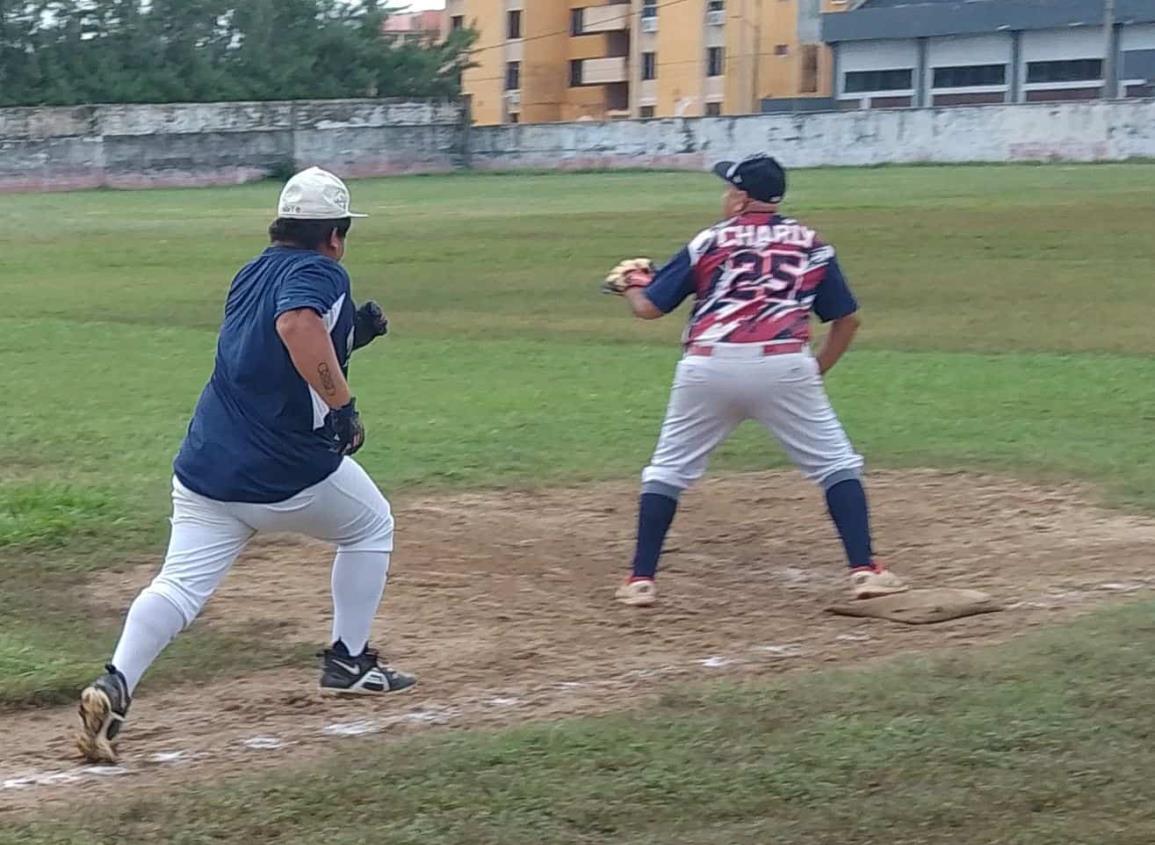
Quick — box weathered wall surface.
[469,99,1155,171]
[0,100,463,192]
[2,98,1152,193]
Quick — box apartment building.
[382,10,446,45]
[447,0,836,124]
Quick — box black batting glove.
[352,301,388,351]
[330,398,365,456]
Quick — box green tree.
[0,0,476,107]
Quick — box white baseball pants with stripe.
[641,347,864,497]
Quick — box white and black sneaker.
[319,642,416,696]
[77,664,132,764]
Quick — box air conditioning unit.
[505,90,521,106]
[706,10,725,25]
[641,16,658,33]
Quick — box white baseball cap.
[277,166,367,220]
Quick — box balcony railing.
[580,4,631,32]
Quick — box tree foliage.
[0,0,475,106]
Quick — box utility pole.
[751,0,763,113]
[629,0,642,117]
[1103,0,1116,99]
[737,0,759,113]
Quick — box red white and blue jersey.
[644,212,857,348]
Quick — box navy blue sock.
[630,492,678,580]
[824,479,874,569]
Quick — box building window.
[607,82,629,110]
[451,15,464,30]
[800,44,819,93]
[608,30,630,58]
[844,68,913,93]
[707,46,725,77]
[706,102,722,116]
[570,60,583,87]
[642,52,657,81]
[708,0,725,9]
[509,113,520,124]
[505,61,520,91]
[571,8,584,35]
[642,0,657,19]
[507,10,521,39]
[773,43,789,57]
[933,64,1006,88]
[1026,59,1103,84]
[640,105,656,118]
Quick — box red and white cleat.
[615,577,657,607]
[849,564,909,600]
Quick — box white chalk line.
[3,579,1142,796]
[1002,579,1155,610]
[3,765,127,791]
[242,736,287,750]
[0,649,776,794]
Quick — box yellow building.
[447,0,841,124]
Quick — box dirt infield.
[4,470,1154,815]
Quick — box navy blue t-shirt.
[174,246,355,503]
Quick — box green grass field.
[2,164,1155,841]
[11,603,1155,844]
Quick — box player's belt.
[685,341,807,358]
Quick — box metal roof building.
[819,0,1155,108]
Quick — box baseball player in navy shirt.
[77,168,413,763]
[603,154,910,608]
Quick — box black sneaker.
[319,643,416,696]
[76,664,132,764]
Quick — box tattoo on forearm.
[318,363,337,396]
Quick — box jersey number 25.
[728,249,805,299]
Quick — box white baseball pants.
[151,458,393,623]
[642,348,864,497]
[111,458,394,692]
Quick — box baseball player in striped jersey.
[603,153,909,607]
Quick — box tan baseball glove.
[601,258,656,295]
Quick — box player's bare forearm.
[816,313,860,375]
[276,308,352,408]
[624,287,663,320]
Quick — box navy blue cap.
[712,153,787,203]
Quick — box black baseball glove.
[330,398,365,456]
[352,300,389,351]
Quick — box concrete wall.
[469,98,1155,170]
[0,99,462,193]
[4,97,1154,193]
